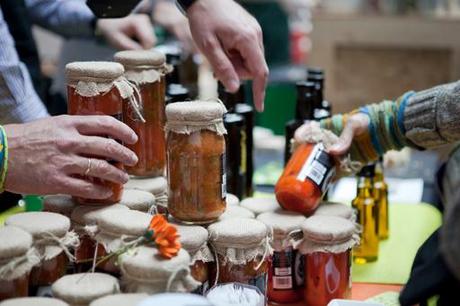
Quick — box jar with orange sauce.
[166,101,227,224]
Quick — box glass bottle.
[352,164,379,263]
[166,84,190,104]
[307,70,332,120]
[284,81,316,165]
[224,113,246,199]
[374,158,389,240]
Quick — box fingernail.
[121,173,129,183]
[130,153,138,165]
[230,80,240,92]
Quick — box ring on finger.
[84,158,92,176]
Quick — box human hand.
[328,113,370,156]
[187,0,268,111]
[153,1,195,53]
[4,115,138,199]
[96,14,156,50]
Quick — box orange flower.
[146,214,181,259]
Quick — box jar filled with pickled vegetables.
[166,101,227,224]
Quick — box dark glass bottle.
[307,71,332,120]
[165,50,182,86]
[219,83,254,198]
[224,113,247,199]
[283,81,315,165]
[166,84,190,104]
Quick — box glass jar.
[5,212,76,287]
[66,61,132,205]
[276,142,335,215]
[119,189,156,213]
[240,197,280,217]
[125,176,169,216]
[166,101,227,224]
[208,219,270,294]
[0,226,38,300]
[257,211,306,304]
[295,215,359,306]
[114,50,166,177]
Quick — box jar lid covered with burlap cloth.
[5,212,78,262]
[313,202,355,221]
[125,177,168,213]
[0,297,69,306]
[292,215,360,255]
[0,226,39,282]
[70,204,128,234]
[52,273,120,306]
[43,194,77,218]
[91,209,152,254]
[226,193,240,206]
[114,50,162,85]
[118,189,156,213]
[89,293,148,306]
[218,206,255,221]
[174,224,213,264]
[119,246,200,294]
[257,211,306,251]
[208,218,270,266]
[240,197,281,217]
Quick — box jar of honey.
[293,215,359,306]
[92,209,152,275]
[257,211,307,304]
[208,218,270,294]
[43,195,76,218]
[114,50,166,177]
[52,273,119,305]
[0,226,39,300]
[5,212,78,288]
[166,101,227,224]
[119,189,156,213]
[125,176,168,215]
[66,61,136,204]
[175,224,214,295]
[119,246,199,294]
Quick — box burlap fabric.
[174,224,213,264]
[240,197,280,216]
[89,293,148,306]
[218,206,255,221]
[70,204,128,235]
[114,50,162,85]
[313,202,356,221]
[0,297,69,306]
[125,177,168,211]
[119,189,156,212]
[43,195,76,218]
[226,193,240,206]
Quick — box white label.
[273,276,293,290]
[296,143,335,193]
[274,267,292,276]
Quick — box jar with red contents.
[5,212,78,288]
[293,215,359,306]
[275,142,335,215]
[0,226,39,301]
[114,50,166,177]
[66,61,137,204]
[257,210,306,304]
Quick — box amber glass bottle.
[352,164,379,263]
[374,158,389,240]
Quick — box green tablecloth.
[352,203,442,284]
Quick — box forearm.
[25,0,95,38]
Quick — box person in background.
[0,0,268,199]
[295,81,460,305]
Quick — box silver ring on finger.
[84,158,92,176]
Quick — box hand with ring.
[3,115,138,199]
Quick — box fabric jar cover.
[125,176,168,212]
[207,218,270,266]
[293,215,360,254]
[114,50,162,85]
[0,226,40,281]
[52,272,120,306]
[257,210,306,251]
[218,206,255,221]
[43,195,77,218]
[0,297,69,306]
[137,293,212,306]
[90,209,152,253]
[89,293,148,306]
[314,202,355,221]
[226,193,240,206]
[174,224,213,264]
[119,246,200,294]
[118,189,156,213]
[5,212,78,262]
[70,204,128,235]
[240,197,281,217]
[165,101,227,136]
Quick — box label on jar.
[221,153,227,200]
[248,272,267,294]
[272,248,295,290]
[296,143,335,193]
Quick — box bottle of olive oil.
[374,157,389,240]
[353,164,379,264]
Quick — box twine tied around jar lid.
[65,61,146,123]
[0,226,40,281]
[290,215,360,255]
[165,100,227,135]
[293,121,362,177]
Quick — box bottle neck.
[313,84,323,110]
[295,94,314,120]
[357,176,373,197]
[374,162,384,182]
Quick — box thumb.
[328,120,355,156]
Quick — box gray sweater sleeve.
[404,81,460,149]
